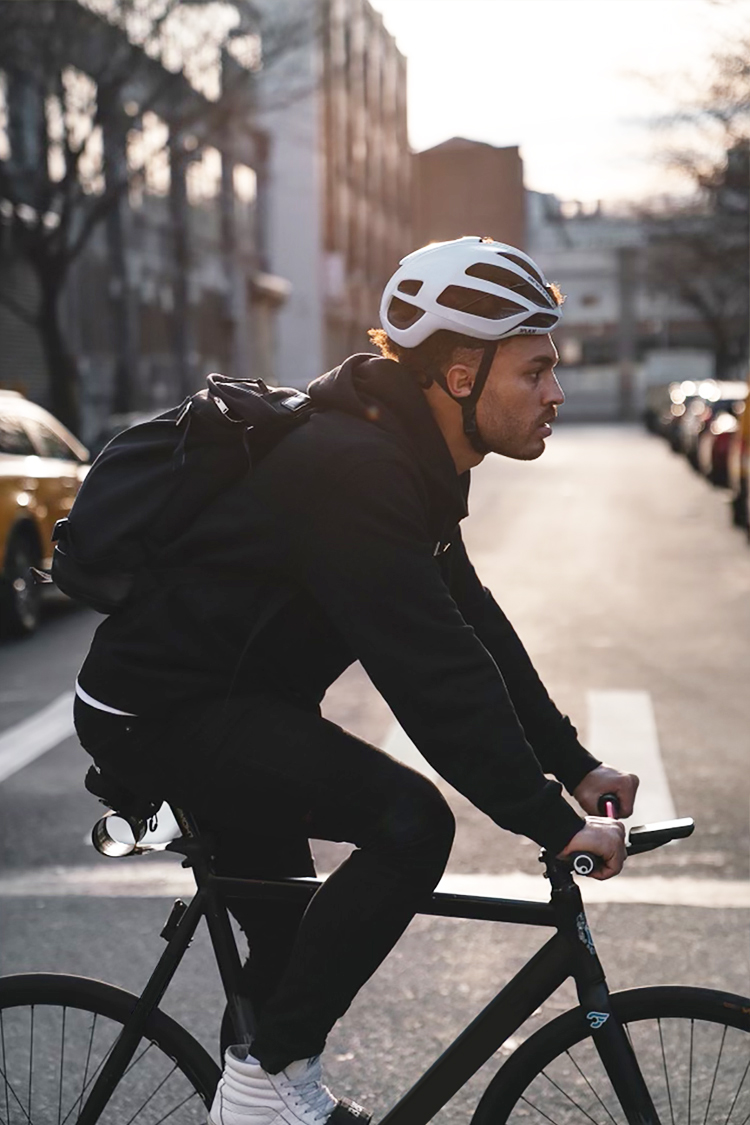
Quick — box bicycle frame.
[77,810,664,1125]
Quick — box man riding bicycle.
[74,236,638,1125]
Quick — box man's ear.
[443,362,476,400]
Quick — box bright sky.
[368,0,750,205]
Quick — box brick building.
[412,138,525,249]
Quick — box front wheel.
[0,973,220,1123]
[472,986,750,1124]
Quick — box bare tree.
[644,39,750,376]
[0,0,314,433]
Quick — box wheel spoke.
[1,1010,9,1125]
[566,1049,619,1125]
[27,1006,33,1121]
[537,1067,607,1124]
[733,1095,750,1125]
[61,1037,166,1125]
[123,1062,179,1125]
[122,1041,156,1079]
[76,1012,99,1122]
[60,1025,125,1125]
[721,1049,750,1125]
[0,1060,33,1125]
[519,1092,571,1124]
[58,1004,67,1125]
[702,1024,728,1125]
[657,1018,676,1125]
[150,1087,203,1125]
[689,1018,695,1125]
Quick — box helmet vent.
[387,296,426,329]
[436,285,525,320]
[465,262,554,309]
[500,252,547,289]
[397,279,423,296]
[522,312,559,329]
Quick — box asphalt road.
[0,423,748,1123]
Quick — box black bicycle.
[1,794,749,1125]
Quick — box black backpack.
[49,374,315,614]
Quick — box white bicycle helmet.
[380,236,562,347]
[378,236,562,453]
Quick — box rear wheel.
[0,973,219,1123]
[0,529,42,637]
[472,986,750,1124]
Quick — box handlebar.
[559,792,695,877]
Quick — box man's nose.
[544,372,565,406]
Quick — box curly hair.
[367,328,492,386]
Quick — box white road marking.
[1,863,747,908]
[437,873,750,909]
[0,692,75,785]
[586,690,676,824]
[382,720,437,781]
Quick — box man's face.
[474,334,564,460]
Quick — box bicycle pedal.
[330,1098,372,1123]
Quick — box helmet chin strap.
[428,341,498,455]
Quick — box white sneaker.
[208,1048,339,1125]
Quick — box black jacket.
[78,355,598,853]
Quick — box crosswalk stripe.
[0,693,74,785]
[0,863,747,907]
[586,690,676,824]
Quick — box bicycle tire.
[472,985,750,1124]
[0,972,220,1124]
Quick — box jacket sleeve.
[445,530,601,795]
[268,453,585,855]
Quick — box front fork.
[548,861,662,1125]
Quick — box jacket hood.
[308,353,468,525]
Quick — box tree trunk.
[37,276,81,436]
[712,328,733,380]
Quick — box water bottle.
[92,802,182,857]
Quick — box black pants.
[74,693,455,1072]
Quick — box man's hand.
[573,764,639,819]
[558,817,627,880]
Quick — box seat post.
[168,807,258,1047]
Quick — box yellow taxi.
[0,391,89,636]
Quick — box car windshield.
[0,415,36,456]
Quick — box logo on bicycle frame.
[587,1011,610,1029]
[576,912,596,955]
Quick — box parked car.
[696,398,745,487]
[658,380,703,450]
[728,372,750,533]
[673,380,747,467]
[0,391,89,636]
[682,381,747,471]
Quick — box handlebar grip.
[562,796,621,875]
[568,851,599,876]
[598,792,620,818]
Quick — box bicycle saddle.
[85,762,161,821]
